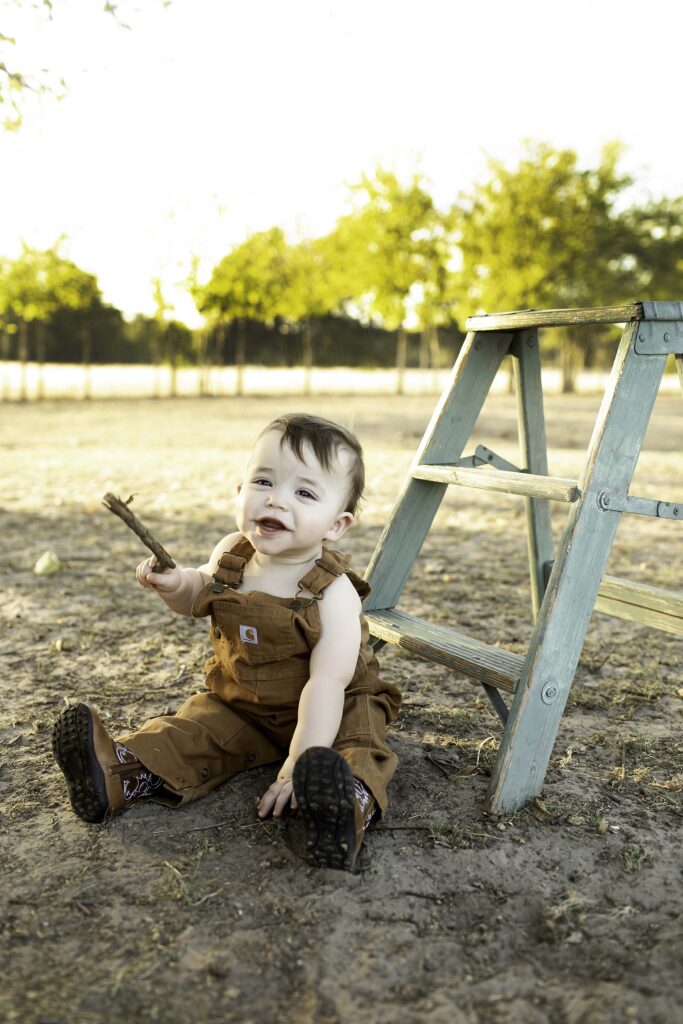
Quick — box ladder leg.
[365,330,512,611]
[487,322,668,813]
[676,354,683,396]
[513,329,554,619]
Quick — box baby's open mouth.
[257,517,288,533]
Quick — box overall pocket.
[212,602,296,666]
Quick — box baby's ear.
[325,511,354,542]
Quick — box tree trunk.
[560,327,582,394]
[19,319,29,402]
[168,328,178,399]
[419,329,430,369]
[428,325,442,391]
[235,318,247,396]
[196,329,209,397]
[302,320,313,396]
[428,325,441,368]
[395,327,407,395]
[81,325,92,400]
[36,321,46,400]
[1,329,10,401]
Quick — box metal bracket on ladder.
[597,490,682,520]
[456,445,522,473]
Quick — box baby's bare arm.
[136,531,243,616]
[136,559,209,615]
[258,575,361,818]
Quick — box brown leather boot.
[52,703,148,823]
[292,746,376,871]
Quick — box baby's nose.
[266,489,287,509]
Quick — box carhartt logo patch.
[240,624,259,645]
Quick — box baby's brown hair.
[262,413,365,515]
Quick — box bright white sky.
[0,0,681,325]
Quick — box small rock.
[33,550,62,575]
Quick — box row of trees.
[3,142,683,394]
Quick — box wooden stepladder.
[365,302,683,814]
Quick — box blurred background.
[1,0,682,401]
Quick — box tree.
[1,1,171,130]
[0,243,101,398]
[195,228,292,394]
[278,233,356,393]
[450,142,646,390]
[625,195,683,301]
[337,169,452,391]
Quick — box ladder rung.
[595,574,683,636]
[366,609,523,692]
[466,304,643,332]
[412,464,580,503]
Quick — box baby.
[52,413,401,870]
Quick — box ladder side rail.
[512,329,555,619]
[487,320,669,814]
[677,354,683,396]
[364,330,512,612]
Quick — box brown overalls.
[121,538,402,813]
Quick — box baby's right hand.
[136,557,182,594]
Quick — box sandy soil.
[1,392,681,1024]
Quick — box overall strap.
[296,548,351,600]
[211,537,254,592]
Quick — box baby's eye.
[296,488,316,500]
[253,477,272,487]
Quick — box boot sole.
[293,747,357,871]
[52,704,110,823]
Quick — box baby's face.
[235,430,354,560]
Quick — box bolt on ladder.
[364,301,683,814]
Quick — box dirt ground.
[1,392,681,1024]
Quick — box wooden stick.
[102,493,176,571]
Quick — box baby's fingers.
[136,558,157,588]
[257,778,294,819]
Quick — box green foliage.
[196,227,291,325]
[126,314,193,366]
[451,141,644,318]
[0,243,101,323]
[1,1,170,130]
[335,168,455,331]
[279,234,349,324]
[625,194,683,300]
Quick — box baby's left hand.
[257,758,297,819]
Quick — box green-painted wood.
[594,575,683,636]
[487,321,668,814]
[466,304,642,333]
[366,609,522,692]
[364,331,512,612]
[412,464,579,502]
[513,329,555,618]
[594,600,683,636]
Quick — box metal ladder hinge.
[597,490,682,520]
[455,445,522,473]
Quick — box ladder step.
[412,464,580,503]
[466,303,643,332]
[595,574,683,636]
[366,609,523,693]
